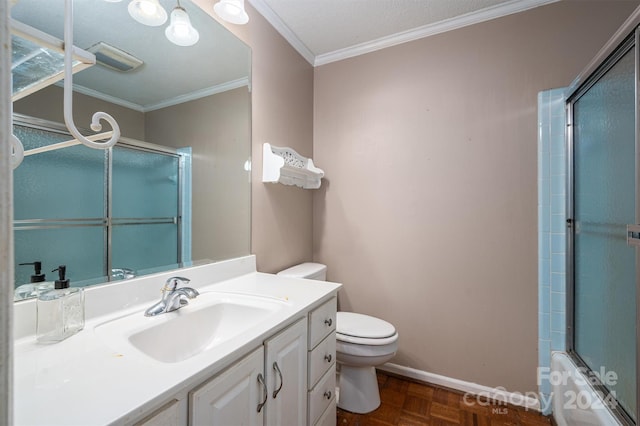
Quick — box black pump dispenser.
[19,261,46,283]
[52,265,70,289]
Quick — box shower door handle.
[626,224,640,247]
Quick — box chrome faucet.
[144,276,200,317]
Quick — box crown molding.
[64,77,250,113]
[142,77,250,112]
[67,83,145,111]
[249,0,561,67]
[247,0,315,64]
[315,0,560,66]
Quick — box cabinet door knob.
[324,390,332,400]
[272,362,284,399]
[324,318,332,327]
[257,373,268,413]
[324,354,332,363]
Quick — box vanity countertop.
[13,256,341,425]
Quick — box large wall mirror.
[10,0,251,300]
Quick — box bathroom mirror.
[10,0,251,298]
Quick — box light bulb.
[140,1,157,15]
[165,7,199,47]
[128,0,167,26]
[213,0,248,25]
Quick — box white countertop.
[13,256,341,425]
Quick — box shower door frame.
[565,19,640,426]
[12,113,185,282]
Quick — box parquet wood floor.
[336,371,552,426]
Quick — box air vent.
[87,42,143,72]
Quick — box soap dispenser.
[14,261,54,301]
[36,265,85,343]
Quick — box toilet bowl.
[277,262,399,414]
[335,311,398,413]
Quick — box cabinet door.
[264,318,308,426]
[134,400,182,426]
[189,347,265,426]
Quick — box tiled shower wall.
[537,88,567,414]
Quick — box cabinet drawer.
[308,332,336,389]
[308,364,336,426]
[308,297,337,349]
[314,398,336,426]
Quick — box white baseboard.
[378,363,541,412]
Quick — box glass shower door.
[13,124,106,286]
[571,42,637,422]
[111,146,181,276]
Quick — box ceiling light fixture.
[128,0,167,26]
[165,1,199,46]
[213,0,249,25]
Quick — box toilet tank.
[277,262,327,281]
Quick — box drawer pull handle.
[324,390,332,400]
[257,373,267,412]
[272,362,284,399]
[324,318,332,327]
[324,354,332,363]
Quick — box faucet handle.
[163,276,191,292]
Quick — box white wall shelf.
[262,143,324,189]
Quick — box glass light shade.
[128,0,168,26]
[213,0,249,25]
[165,7,199,47]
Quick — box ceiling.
[9,0,560,109]
[249,0,561,66]
[11,0,250,112]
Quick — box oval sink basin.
[95,292,286,363]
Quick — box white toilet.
[277,262,399,414]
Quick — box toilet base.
[337,364,381,414]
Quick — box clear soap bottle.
[36,265,85,343]
[14,261,54,301]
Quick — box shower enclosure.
[12,114,189,291]
[566,27,639,425]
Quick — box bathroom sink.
[94,292,286,363]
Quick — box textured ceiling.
[251,0,560,65]
[11,0,560,108]
[262,0,513,56]
[11,0,250,111]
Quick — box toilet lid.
[336,312,396,339]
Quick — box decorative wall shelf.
[262,143,324,189]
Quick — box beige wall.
[146,87,251,262]
[312,1,639,393]
[194,1,315,273]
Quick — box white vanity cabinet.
[190,346,265,426]
[134,400,186,426]
[14,258,343,426]
[307,297,337,425]
[187,298,337,426]
[188,318,311,426]
[264,317,308,425]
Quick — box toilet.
[277,262,399,414]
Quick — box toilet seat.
[336,312,398,346]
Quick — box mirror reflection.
[10,0,251,300]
